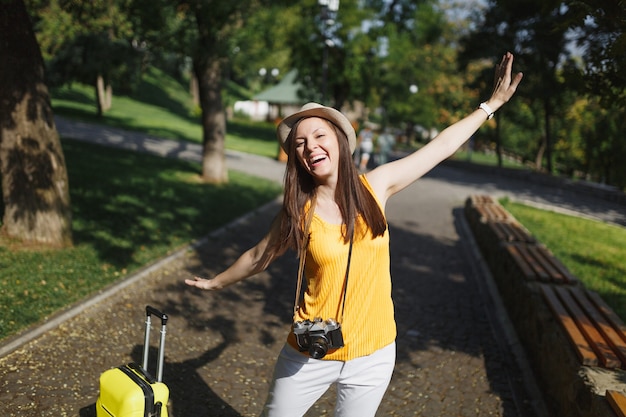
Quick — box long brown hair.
[270,117,386,257]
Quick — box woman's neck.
[314,185,343,224]
[315,184,335,202]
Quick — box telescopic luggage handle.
[142,305,168,382]
[146,305,168,325]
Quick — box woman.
[185,52,523,417]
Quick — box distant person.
[185,52,523,417]
[357,125,374,171]
[376,128,395,165]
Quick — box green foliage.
[228,4,294,96]
[455,0,626,189]
[565,0,626,107]
[29,0,140,92]
[0,140,282,340]
[26,0,626,188]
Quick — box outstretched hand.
[185,276,222,291]
[488,52,524,111]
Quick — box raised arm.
[185,215,284,290]
[367,52,523,203]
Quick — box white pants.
[261,342,396,417]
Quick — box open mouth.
[309,155,327,166]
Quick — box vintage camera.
[293,317,344,359]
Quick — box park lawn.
[51,67,281,159]
[0,139,282,340]
[500,199,626,320]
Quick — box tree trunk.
[535,136,546,171]
[95,74,112,116]
[0,0,73,247]
[105,83,112,112]
[495,113,503,168]
[190,74,199,107]
[543,96,553,173]
[194,58,228,183]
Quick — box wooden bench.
[464,193,626,416]
[607,390,626,417]
[464,195,536,250]
[472,201,511,222]
[541,285,626,369]
[504,242,578,285]
[486,220,536,244]
[465,195,512,224]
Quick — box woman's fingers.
[185,276,213,290]
[492,52,523,102]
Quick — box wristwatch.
[478,102,495,120]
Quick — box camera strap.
[293,194,354,323]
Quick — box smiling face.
[294,117,341,183]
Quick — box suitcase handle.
[146,305,168,325]
[142,305,168,382]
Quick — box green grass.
[51,67,282,159]
[0,67,286,341]
[0,139,282,340]
[500,199,626,320]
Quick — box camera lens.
[309,336,329,359]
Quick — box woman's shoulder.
[359,174,385,209]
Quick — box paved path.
[0,117,623,416]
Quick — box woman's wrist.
[478,99,506,119]
[478,102,495,120]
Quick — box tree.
[372,1,469,137]
[0,0,72,246]
[566,0,626,108]
[29,0,140,117]
[281,0,473,142]
[459,0,571,173]
[284,0,376,110]
[155,0,286,183]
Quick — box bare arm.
[367,52,523,203]
[185,215,284,290]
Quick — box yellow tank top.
[287,176,396,361]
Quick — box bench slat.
[505,244,537,280]
[555,286,622,369]
[483,204,510,221]
[587,291,626,344]
[584,290,626,367]
[537,247,578,285]
[541,285,598,366]
[518,245,551,281]
[489,222,534,243]
[607,390,626,417]
[506,243,577,285]
[528,246,568,284]
[509,223,534,243]
[469,195,495,205]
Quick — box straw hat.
[277,103,356,154]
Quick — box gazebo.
[253,70,305,123]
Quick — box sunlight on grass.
[0,140,282,340]
[50,68,282,157]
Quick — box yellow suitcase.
[96,306,170,417]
